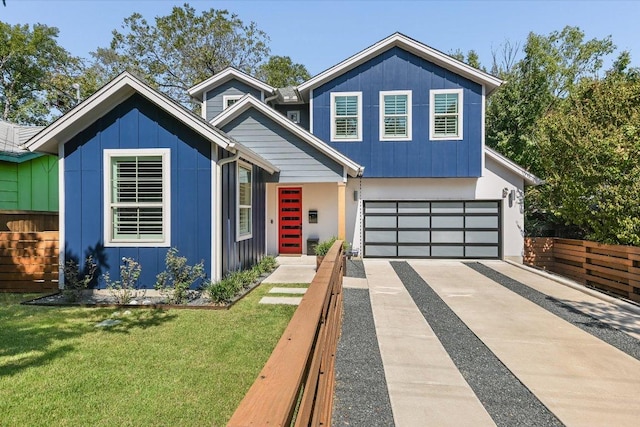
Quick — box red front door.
[278,187,302,254]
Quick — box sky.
[2,0,639,76]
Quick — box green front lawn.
[0,288,296,426]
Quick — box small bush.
[103,257,144,304]
[155,248,206,304]
[314,237,337,256]
[205,256,277,304]
[63,256,97,302]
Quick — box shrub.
[314,237,337,256]
[103,257,143,304]
[62,256,97,302]
[155,248,206,304]
[205,257,277,304]
[257,256,278,274]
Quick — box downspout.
[215,151,241,281]
[264,91,279,106]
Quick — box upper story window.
[237,162,252,241]
[430,89,464,140]
[223,95,243,110]
[331,92,362,142]
[380,90,412,140]
[103,148,171,247]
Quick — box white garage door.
[363,200,501,258]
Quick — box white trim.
[484,147,542,186]
[103,148,171,247]
[58,143,65,289]
[309,89,314,133]
[223,94,243,110]
[215,154,223,281]
[298,33,503,96]
[201,90,208,120]
[211,144,219,281]
[211,94,364,177]
[188,67,275,101]
[236,160,253,241]
[430,89,464,141]
[330,91,363,142]
[26,72,231,155]
[481,85,486,173]
[379,90,412,141]
[286,110,301,124]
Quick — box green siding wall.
[0,155,58,211]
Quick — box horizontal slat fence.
[228,240,344,427]
[524,237,640,303]
[0,231,59,292]
[0,210,59,232]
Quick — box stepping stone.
[95,319,121,328]
[259,296,303,305]
[268,287,307,294]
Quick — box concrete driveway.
[333,260,640,427]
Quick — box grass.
[0,286,296,426]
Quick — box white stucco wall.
[266,182,339,256]
[345,155,526,260]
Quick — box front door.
[278,187,302,254]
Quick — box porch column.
[337,182,346,239]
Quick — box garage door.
[363,200,501,258]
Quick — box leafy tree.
[449,49,483,70]
[536,70,640,245]
[92,3,271,106]
[257,55,310,87]
[486,26,615,176]
[0,21,80,124]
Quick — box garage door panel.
[363,200,500,259]
[398,216,429,228]
[398,231,429,243]
[398,246,430,257]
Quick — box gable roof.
[211,94,364,177]
[188,67,275,102]
[0,120,44,156]
[297,32,503,98]
[26,71,234,155]
[485,147,542,186]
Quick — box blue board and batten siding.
[64,93,212,287]
[312,46,483,178]
[221,108,343,183]
[205,80,263,121]
[219,148,267,273]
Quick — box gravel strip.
[332,288,395,426]
[391,261,563,427]
[345,259,366,278]
[466,262,640,361]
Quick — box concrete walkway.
[336,259,640,427]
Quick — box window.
[223,95,243,110]
[287,110,301,124]
[331,92,362,142]
[380,90,412,140]
[430,89,464,140]
[104,149,170,247]
[237,162,252,240]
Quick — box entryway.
[278,187,302,254]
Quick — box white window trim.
[430,88,464,141]
[287,110,301,124]
[103,148,171,247]
[236,160,253,241]
[379,90,412,141]
[330,91,362,142]
[223,94,243,110]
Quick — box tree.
[0,21,80,125]
[486,26,615,176]
[92,3,271,106]
[257,55,310,87]
[536,70,640,245]
[449,49,483,70]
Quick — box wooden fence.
[0,210,59,232]
[228,240,344,427]
[0,231,59,292]
[524,237,640,303]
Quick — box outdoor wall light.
[508,190,516,207]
